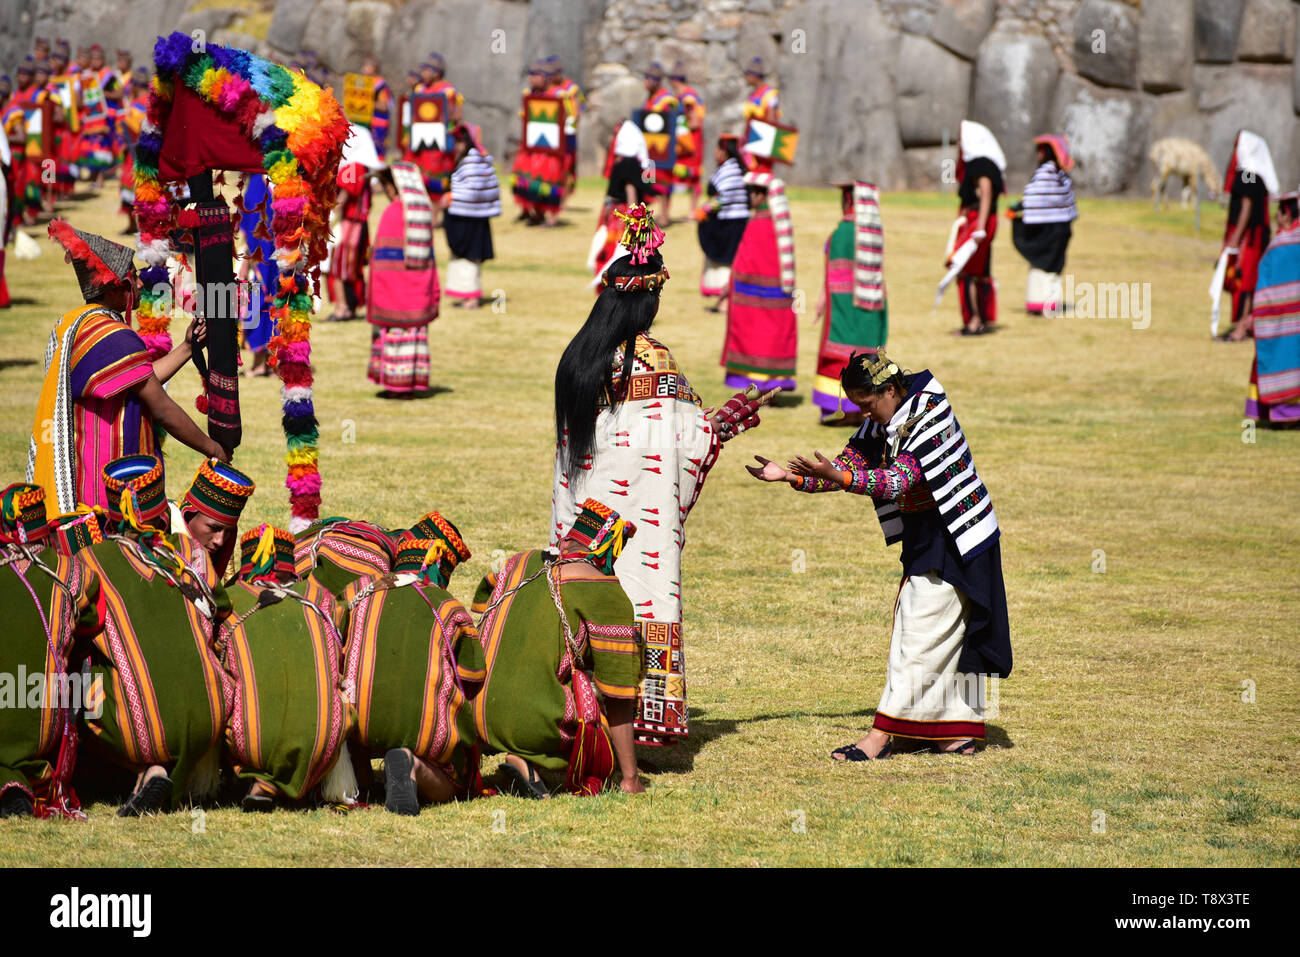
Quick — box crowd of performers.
[4,197,1012,818]
[12,37,1300,822]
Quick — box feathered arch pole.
[132,31,349,531]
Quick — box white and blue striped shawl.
[851,371,999,560]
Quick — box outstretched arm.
[747,439,869,493]
[132,374,230,462]
[788,448,925,501]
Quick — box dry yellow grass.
[0,175,1296,866]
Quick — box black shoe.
[383,748,420,816]
[241,788,276,813]
[117,774,173,817]
[501,761,551,799]
[0,786,34,818]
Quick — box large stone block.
[929,0,996,61]
[177,8,242,42]
[213,31,268,58]
[301,0,392,73]
[776,0,905,188]
[895,34,972,148]
[970,23,1060,184]
[266,0,319,55]
[1236,0,1295,63]
[1195,63,1300,187]
[1073,0,1139,90]
[1294,14,1300,113]
[739,13,780,69]
[32,0,193,66]
[581,69,650,175]
[903,146,948,191]
[1049,73,1149,194]
[0,0,39,76]
[379,0,532,163]
[1140,0,1194,93]
[521,0,609,84]
[1194,0,1245,64]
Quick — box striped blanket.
[1254,224,1300,405]
[854,371,999,560]
[852,181,884,310]
[448,147,501,218]
[391,161,433,265]
[769,178,795,295]
[1021,160,1077,225]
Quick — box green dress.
[76,533,231,808]
[216,577,354,801]
[339,575,481,796]
[0,545,88,803]
[814,216,889,417]
[468,550,641,773]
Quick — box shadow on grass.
[2,298,43,309]
[374,385,454,401]
[0,358,38,373]
[769,391,805,409]
[637,708,1014,774]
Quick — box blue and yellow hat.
[102,455,168,531]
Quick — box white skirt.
[1026,267,1062,315]
[701,261,730,297]
[446,257,481,300]
[873,572,987,740]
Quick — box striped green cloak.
[0,546,88,801]
[217,578,354,801]
[339,575,481,796]
[76,534,230,808]
[468,550,641,772]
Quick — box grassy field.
[1,176,1297,867]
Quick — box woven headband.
[604,267,670,294]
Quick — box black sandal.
[929,740,979,756]
[831,739,893,761]
[502,761,551,799]
[383,748,420,816]
[117,773,173,817]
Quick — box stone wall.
[10,0,1300,194]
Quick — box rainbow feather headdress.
[133,32,348,533]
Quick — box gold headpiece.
[855,350,902,387]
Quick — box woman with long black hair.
[552,204,772,748]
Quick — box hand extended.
[787,450,845,484]
[709,387,779,442]
[744,454,790,482]
[207,440,232,464]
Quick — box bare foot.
[620,776,646,794]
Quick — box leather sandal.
[831,739,893,761]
